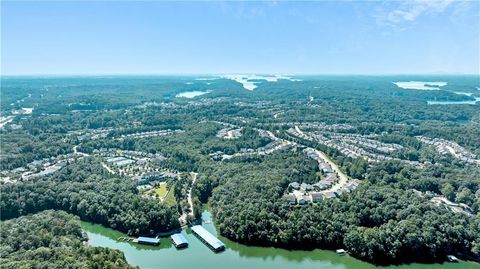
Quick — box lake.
[175,91,211,98]
[82,210,479,269]
[427,97,480,105]
[393,81,448,90]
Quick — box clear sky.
[1,1,479,75]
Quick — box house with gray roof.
[300,183,313,191]
[297,195,310,205]
[286,194,296,205]
[288,182,300,190]
[310,192,323,203]
[323,191,337,199]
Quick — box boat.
[336,249,346,255]
[447,255,459,262]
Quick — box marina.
[171,233,189,249]
[190,225,225,252]
[81,210,480,269]
[2,0,480,267]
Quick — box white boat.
[336,249,346,255]
[447,255,458,262]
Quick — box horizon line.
[2,72,479,77]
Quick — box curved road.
[178,172,197,225]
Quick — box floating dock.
[137,236,160,246]
[190,225,225,252]
[171,233,189,248]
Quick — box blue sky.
[1,1,479,75]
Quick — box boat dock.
[137,236,160,246]
[117,227,224,252]
[190,225,225,252]
[118,236,135,242]
[171,233,189,248]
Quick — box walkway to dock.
[118,236,135,242]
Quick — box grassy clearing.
[163,187,176,206]
[153,182,168,198]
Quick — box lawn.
[154,182,168,198]
[163,186,177,206]
[144,181,176,206]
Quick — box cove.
[81,210,480,269]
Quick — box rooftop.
[137,236,160,244]
[171,233,188,247]
[191,225,224,250]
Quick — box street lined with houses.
[287,125,422,167]
[416,136,479,164]
[286,147,360,205]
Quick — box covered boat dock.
[171,233,189,248]
[136,236,160,246]
[190,225,225,252]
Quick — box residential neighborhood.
[285,147,361,205]
[287,125,422,167]
[416,136,479,164]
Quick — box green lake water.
[81,210,480,269]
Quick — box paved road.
[178,172,197,225]
[73,145,90,157]
[293,125,350,191]
[101,162,116,174]
[219,122,351,193]
[310,148,349,191]
[187,173,197,217]
[294,125,304,136]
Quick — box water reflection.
[82,210,480,269]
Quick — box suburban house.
[310,192,323,202]
[300,183,313,191]
[288,182,300,190]
[286,194,296,205]
[297,195,310,205]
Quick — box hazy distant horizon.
[2,72,480,78]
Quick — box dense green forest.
[0,210,136,269]
[1,75,479,265]
[209,158,480,264]
[0,158,180,235]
